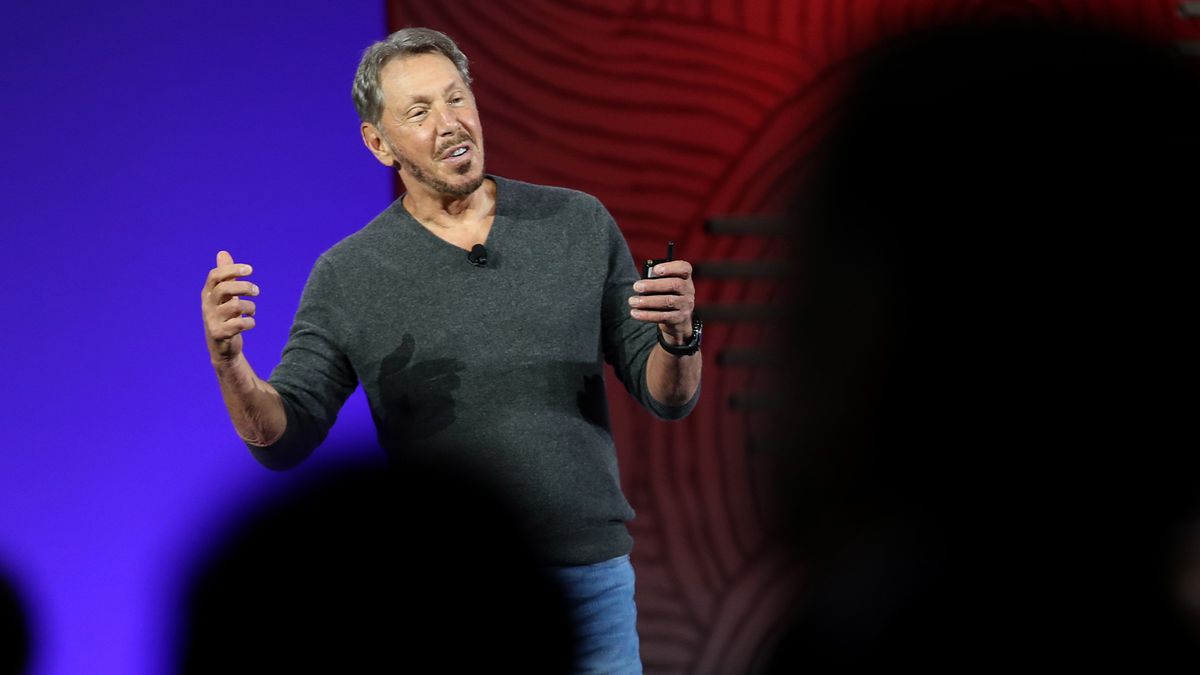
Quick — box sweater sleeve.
[246,256,358,469]
[596,200,700,420]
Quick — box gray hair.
[352,27,472,125]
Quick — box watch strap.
[657,318,703,356]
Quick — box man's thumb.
[216,250,234,267]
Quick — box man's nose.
[434,106,461,134]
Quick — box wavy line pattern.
[387,1,1194,672]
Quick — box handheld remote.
[642,241,675,280]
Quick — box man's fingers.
[629,293,693,312]
[212,315,256,339]
[208,280,260,305]
[647,260,692,279]
[206,263,254,286]
[629,308,688,324]
[207,297,256,335]
[215,298,256,319]
[205,262,254,291]
[633,277,689,295]
[203,252,257,355]
[629,269,694,332]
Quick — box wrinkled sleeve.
[247,256,358,469]
[596,200,700,420]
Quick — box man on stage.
[200,27,701,672]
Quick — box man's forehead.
[381,53,465,103]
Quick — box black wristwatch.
[657,318,703,356]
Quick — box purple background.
[0,2,389,672]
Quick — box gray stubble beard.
[384,132,485,198]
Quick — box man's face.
[369,52,485,198]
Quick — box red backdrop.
[385,2,1197,672]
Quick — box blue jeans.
[546,554,642,674]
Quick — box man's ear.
[361,123,397,168]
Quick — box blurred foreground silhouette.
[0,564,30,675]
[767,17,1200,671]
[179,455,575,673]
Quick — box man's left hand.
[629,260,696,346]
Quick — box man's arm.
[594,198,701,418]
[211,353,286,447]
[629,260,702,407]
[201,250,287,446]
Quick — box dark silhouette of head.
[770,17,1200,670]
[179,455,575,673]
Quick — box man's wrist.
[657,319,703,356]
[658,324,693,346]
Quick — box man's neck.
[402,178,495,231]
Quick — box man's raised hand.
[202,250,260,363]
[628,259,696,345]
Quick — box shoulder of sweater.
[492,175,606,217]
[313,195,409,267]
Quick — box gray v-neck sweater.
[251,175,698,564]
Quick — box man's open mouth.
[441,144,470,160]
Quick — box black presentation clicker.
[642,241,674,280]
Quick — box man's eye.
[409,109,427,119]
